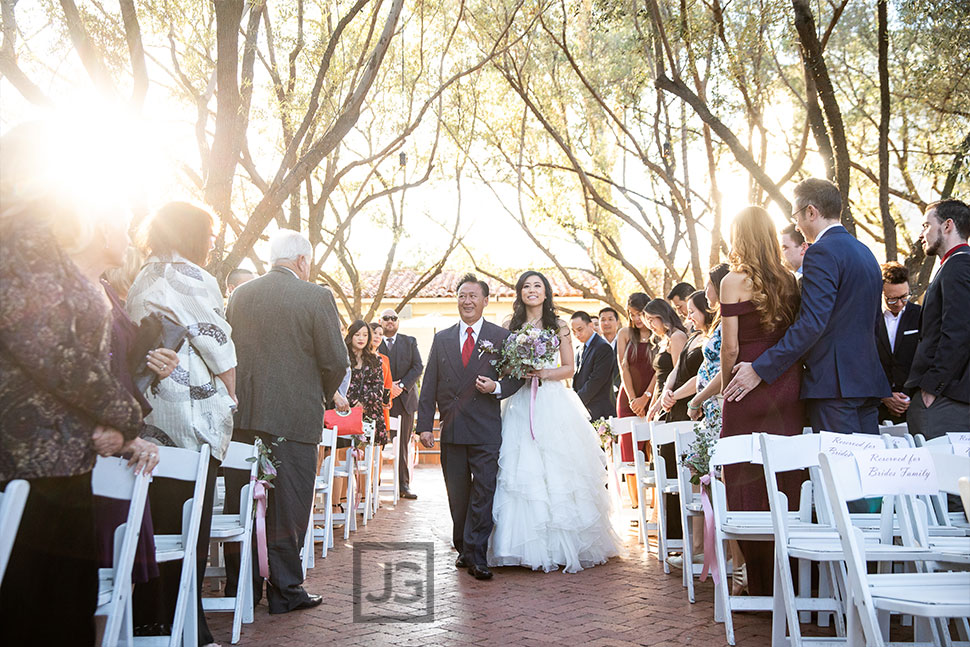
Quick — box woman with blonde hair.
[718,206,804,596]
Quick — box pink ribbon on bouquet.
[699,472,720,584]
[252,478,270,578]
[528,376,539,440]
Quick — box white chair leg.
[393,434,400,505]
[798,558,811,624]
[657,493,669,572]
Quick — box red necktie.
[462,326,475,367]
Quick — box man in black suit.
[905,199,970,438]
[416,274,522,580]
[598,306,622,410]
[378,308,423,499]
[875,262,922,424]
[225,230,349,614]
[570,311,618,420]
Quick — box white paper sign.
[820,431,882,459]
[950,442,970,458]
[856,448,939,496]
[946,432,970,444]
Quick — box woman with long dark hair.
[642,298,688,421]
[662,290,715,421]
[688,263,731,427]
[345,320,389,447]
[488,271,619,573]
[719,206,803,596]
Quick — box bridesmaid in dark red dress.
[615,293,656,507]
[719,206,803,596]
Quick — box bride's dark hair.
[509,270,559,331]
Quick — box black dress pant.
[224,430,317,614]
[395,408,415,491]
[440,442,500,567]
[1,472,97,646]
[132,455,219,644]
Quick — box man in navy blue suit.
[724,178,891,434]
[570,311,618,420]
[416,274,522,580]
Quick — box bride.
[488,270,621,573]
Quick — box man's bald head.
[380,308,400,336]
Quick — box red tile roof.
[341,268,603,299]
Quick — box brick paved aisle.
[208,465,775,646]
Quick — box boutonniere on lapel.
[477,338,498,360]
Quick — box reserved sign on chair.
[855,448,939,496]
[819,431,881,459]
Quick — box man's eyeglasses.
[884,294,909,305]
[381,315,398,322]
[790,204,810,224]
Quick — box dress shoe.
[455,555,469,568]
[467,564,493,580]
[270,594,323,614]
[400,489,418,500]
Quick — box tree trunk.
[877,0,896,260]
[792,0,854,235]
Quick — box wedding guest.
[719,206,804,597]
[570,311,618,420]
[642,298,688,542]
[378,308,423,499]
[780,223,809,278]
[905,199,970,436]
[666,281,695,319]
[346,321,390,448]
[370,322,394,434]
[590,315,601,334]
[662,291,713,421]
[127,202,236,646]
[726,178,890,435]
[876,262,921,424]
[643,299,688,422]
[0,122,144,646]
[598,306,622,408]
[226,267,256,295]
[615,293,657,507]
[688,264,730,427]
[225,230,347,614]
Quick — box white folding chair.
[306,425,340,571]
[135,445,211,647]
[960,477,970,523]
[672,425,707,603]
[629,421,657,545]
[610,416,648,515]
[375,415,402,509]
[819,450,970,647]
[203,442,257,644]
[353,421,378,526]
[92,457,151,647]
[0,479,29,584]
[649,420,695,569]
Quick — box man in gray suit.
[224,230,349,614]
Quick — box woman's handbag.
[323,407,365,435]
[129,312,188,395]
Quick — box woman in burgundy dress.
[615,293,657,507]
[719,206,803,596]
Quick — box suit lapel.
[876,316,892,355]
[443,325,464,381]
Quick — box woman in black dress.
[663,291,714,422]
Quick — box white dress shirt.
[883,307,903,352]
[459,318,501,396]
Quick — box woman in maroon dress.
[719,206,803,596]
[615,293,656,507]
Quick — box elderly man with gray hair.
[223,229,349,614]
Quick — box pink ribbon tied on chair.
[252,478,270,579]
[699,472,720,585]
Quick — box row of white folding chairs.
[608,416,659,545]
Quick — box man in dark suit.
[725,178,891,434]
[570,311,618,420]
[905,199,970,437]
[598,306,622,410]
[224,230,349,614]
[416,274,521,580]
[875,262,922,424]
[378,308,423,499]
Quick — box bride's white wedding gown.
[488,361,621,573]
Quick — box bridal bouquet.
[679,419,720,486]
[489,323,561,380]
